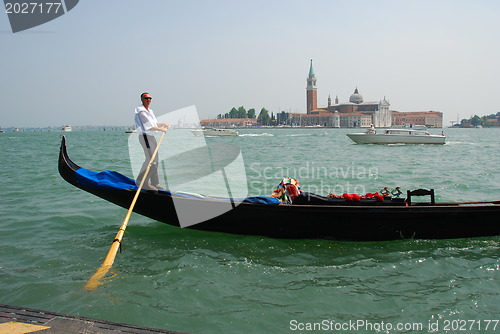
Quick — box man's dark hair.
[140,92,149,99]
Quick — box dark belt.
[143,134,151,149]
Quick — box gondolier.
[134,92,169,191]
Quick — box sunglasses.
[142,97,152,100]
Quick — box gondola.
[58,136,500,241]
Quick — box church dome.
[349,87,363,104]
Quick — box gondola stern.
[58,135,82,187]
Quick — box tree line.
[461,112,500,127]
[217,106,289,126]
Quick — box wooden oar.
[84,130,167,291]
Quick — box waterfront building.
[289,111,340,127]
[305,85,392,128]
[339,113,373,128]
[200,61,443,128]
[391,111,443,128]
[200,118,257,128]
[485,118,500,127]
[303,60,442,128]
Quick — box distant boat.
[125,129,137,133]
[61,125,72,132]
[191,128,239,137]
[0,127,4,133]
[347,127,446,145]
[396,123,428,130]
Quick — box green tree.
[228,107,238,118]
[247,108,256,119]
[257,108,271,125]
[237,106,247,118]
[470,115,482,127]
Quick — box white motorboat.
[191,128,239,137]
[61,125,72,132]
[347,127,446,145]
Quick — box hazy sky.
[1,0,499,128]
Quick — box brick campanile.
[306,59,317,114]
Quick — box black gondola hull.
[58,136,500,241]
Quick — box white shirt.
[134,105,158,135]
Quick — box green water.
[0,128,499,333]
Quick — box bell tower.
[306,59,317,114]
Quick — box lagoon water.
[1,128,499,333]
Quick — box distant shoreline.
[2,125,500,132]
[0,125,134,132]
